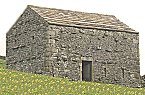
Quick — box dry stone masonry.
[6,5,141,87]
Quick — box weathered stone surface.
[6,5,141,88]
[141,75,145,87]
[6,7,48,73]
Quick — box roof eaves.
[46,21,138,34]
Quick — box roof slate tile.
[28,5,136,33]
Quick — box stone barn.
[6,5,141,87]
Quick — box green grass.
[0,60,145,95]
[0,59,6,68]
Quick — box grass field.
[0,59,6,68]
[0,59,145,95]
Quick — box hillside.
[0,58,6,68]
[0,59,145,95]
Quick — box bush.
[0,55,5,60]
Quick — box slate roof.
[29,5,137,33]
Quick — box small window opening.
[104,68,107,77]
[121,68,125,78]
[14,39,17,43]
[32,36,34,39]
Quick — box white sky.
[0,0,145,75]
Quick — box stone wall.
[44,24,140,87]
[6,7,49,74]
[6,7,140,88]
[141,75,145,87]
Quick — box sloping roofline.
[28,5,138,33]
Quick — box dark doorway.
[82,61,92,81]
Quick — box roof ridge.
[28,5,115,18]
[27,5,137,33]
